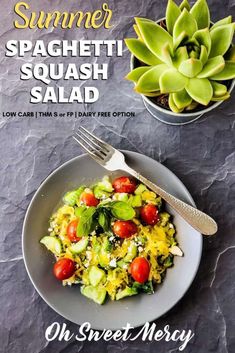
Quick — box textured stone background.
[0,0,235,352]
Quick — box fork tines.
[73,127,111,162]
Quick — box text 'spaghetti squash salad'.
[40,175,183,304]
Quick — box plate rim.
[22,150,203,330]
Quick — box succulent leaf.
[173,89,192,109]
[135,17,152,24]
[210,81,228,97]
[224,45,235,62]
[125,66,152,83]
[173,8,198,40]
[125,39,162,66]
[133,24,143,40]
[159,69,188,93]
[210,16,232,31]
[197,56,225,78]
[135,89,162,97]
[135,18,173,61]
[172,47,189,68]
[189,50,198,59]
[161,43,173,66]
[185,101,199,110]
[178,58,203,77]
[199,45,208,65]
[186,37,199,47]
[209,24,235,58]
[193,28,211,54]
[190,0,210,29]
[186,78,213,105]
[179,0,191,11]
[136,64,168,92]
[210,61,235,80]
[166,0,181,35]
[169,94,184,112]
[211,93,230,101]
[173,31,188,49]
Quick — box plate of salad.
[22,151,202,329]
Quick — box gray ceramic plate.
[22,151,202,330]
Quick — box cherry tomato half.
[53,258,75,280]
[130,257,150,283]
[67,220,81,243]
[80,192,99,207]
[112,220,138,238]
[112,176,136,194]
[140,204,159,225]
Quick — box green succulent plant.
[125,0,235,113]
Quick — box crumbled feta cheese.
[169,246,183,257]
[109,259,117,268]
[87,246,91,250]
[90,231,96,236]
[138,246,144,252]
[101,197,112,203]
[84,188,92,194]
[86,251,92,261]
[109,236,115,242]
[48,228,53,232]
[169,223,174,229]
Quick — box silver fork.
[73,127,217,235]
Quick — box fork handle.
[123,165,217,235]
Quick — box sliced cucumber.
[99,251,110,267]
[142,190,157,202]
[93,186,111,199]
[99,238,112,267]
[130,195,142,207]
[116,286,138,300]
[103,238,112,252]
[81,285,107,304]
[134,184,147,195]
[117,259,126,268]
[63,186,85,206]
[69,237,89,254]
[89,266,105,286]
[124,242,137,262]
[98,176,113,192]
[160,212,171,226]
[40,236,62,255]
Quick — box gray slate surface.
[0,0,235,352]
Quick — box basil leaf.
[108,201,135,220]
[132,281,154,294]
[76,207,97,237]
[98,209,110,232]
[75,206,87,218]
